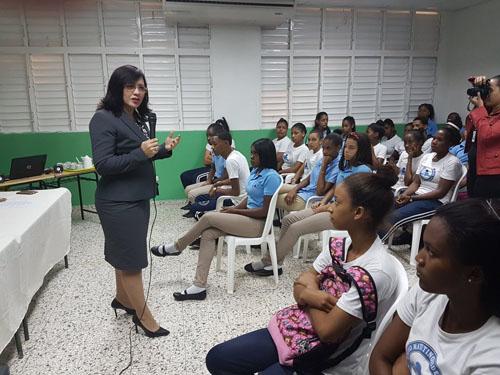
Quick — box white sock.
[264,265,282,271]
[158,242,178,255]
[251,261,265,270]
[186,285,206,294]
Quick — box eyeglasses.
[124,84,148,93]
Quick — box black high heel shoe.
[132,315,170,338]
[111,298,136,317]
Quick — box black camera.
[467,80,490,99]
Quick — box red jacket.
[468,106,500,175]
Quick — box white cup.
[81,155,93,168]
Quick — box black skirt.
[95,198,150,271]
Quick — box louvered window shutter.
[179,56,212,129]
[143,55,179,130]
[25,0,62,47]
[324,9,352,50]
[380,57,409,122]
[384,11,411,50]
[30,54,70,132]
[292,8,321,50]
[0,1,24,47]
[350,57,380,124]
[261,57,289,129]
[355,10,382,50]
[69,55,105,131]
[0,55,32,133]
[291,57,319,126]
[140,1,175,49]
[261,21,290,50]
[409,57,437,119]
[106,55,140,80]
[178,26,210,49]
[102,0,139,47]
[64,0,101,47]
[322,57,350,122]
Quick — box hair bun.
[373,165,398,189]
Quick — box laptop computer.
[9,155,47,180]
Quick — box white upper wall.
[435,0,500,122]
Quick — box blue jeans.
[206,328,295,375]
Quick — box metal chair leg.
[14,330,23,359]
[22,318,29,341]
[64,255,69,268]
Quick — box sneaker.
[183,211,195,218]
[180,202,191,210]
[273,219,282,228]
[194,211,205,221]
[189,238,201,249]
[254,268,283,277]
[390,231,412,248]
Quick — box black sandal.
[150,245,181,257]
[173,289,206,301]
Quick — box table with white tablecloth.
[0,188,71,354]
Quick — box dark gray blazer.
[89,109,171,202]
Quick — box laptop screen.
[9,155,47,180]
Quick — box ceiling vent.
[163,0,295,26]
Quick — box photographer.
[467,75,500,198]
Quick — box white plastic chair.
[292,195,324,259]
[363,253,409,374]
[215,193,249,254]
[405,165,467,265]
[215,180,283,294]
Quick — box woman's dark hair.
[308,129,323,140]
[98,65,150,118]
[277,118,289,128]
[367,122,385,140]
[323,133,343,148]
[216,131,232,145]
[291,122,307,135]
[342,165,398,228]
[419,103,435,120]
[207,122,226,137]
[342,116,356,132]
[383,118,395,128]
[405,129,426,145]
[214,117,230,132]
[414,116,428,125]
[252,138,278,171]
[434,199,500,317]
[339,132,372,171]
[333,128,343,135]
[313,112,331,135]
[440,125,461,146]
[446,112,463,129]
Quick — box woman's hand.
[285,189,298,205]
[312,202,331,214]
[396,194,411,206]
[300,289,337,313]
[141,138,159,158]
[164,131,181,151]
[220,206,237,214]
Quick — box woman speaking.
[89,65,179,337]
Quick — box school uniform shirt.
[415,152,462,204]
[395,141,406,157]
[303,148,323,179]
[382,134,403,158]
[245,168,282,209]
[449,140,468,166]
[282,143,309,169]
[393,151,424,190]
[422,137,433,154]
[427,119,438,137]
[313,237,399,375]
[273,136,293,153]
[336,164,372,185]
[297,155,339,202]
[225,150,250,195]
[398,284,500,375]
[373,143,388,162]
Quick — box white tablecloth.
[0,188,71,353]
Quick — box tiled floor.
[1,200,416,374]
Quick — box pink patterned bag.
[267,237,378,373]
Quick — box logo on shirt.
[419,167,436,182]
[406,340,442,375]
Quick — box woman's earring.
[468,278,473,283]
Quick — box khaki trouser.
[176,211,265,287]
[262,208,334,266]
[185,181,212,203]
[276,183,306,211]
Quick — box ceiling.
[296,0,491,11]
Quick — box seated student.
[393,130,425,191]
[183,122,227,208]
[340,116,356,143]
[246,132,372,277]
[393,123,414,159]
[183,132,250,219]
[276,133,341,213]
[384,125,463,244]
[279,123,309,178]
[292,129,323,184]
[418,103,438,137]
[412,117,433,153]
[150,139,281,301]
[447,112,468,166]
[370,199,500,375]
[312,111,331,139]
[367,122,388,167]
[273,118,293,169]
[207,168,401,375]
[382,118,403,160]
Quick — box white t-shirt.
[394,151,424,189]
[398,284,500,375]
[303,148,323,178]
[225,150,250,195]
[422,137,433,153]
[313,237,399,375]
[416,153,462,204]
[382,134,403,158]
[273,136,293,153]
[282,143,309,169]
[373,143,388,162]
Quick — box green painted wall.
[0,124,406,205]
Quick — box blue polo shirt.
[427,119,438,137]
[212,154,225,178]
[336,163,372,185]
[297,155,340,201]
[449,140,468,165]
[246,168,282,209]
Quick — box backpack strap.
[314,265,379,372]
[328,237,346,264]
